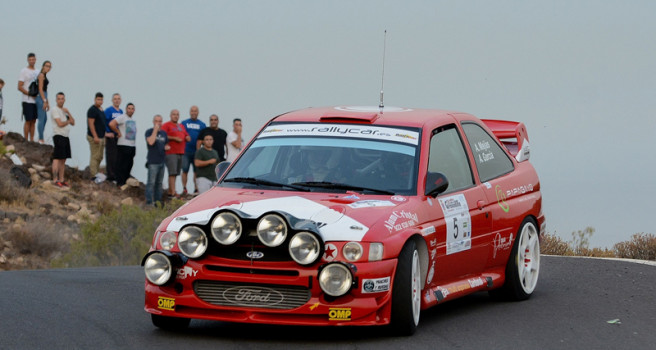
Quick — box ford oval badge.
[247,251,264,259]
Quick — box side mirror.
[425,172,449,197]
[215,161,231,181]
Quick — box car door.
[425,124,492,282]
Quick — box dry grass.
[541,230,655,261]
[3,217,72,258]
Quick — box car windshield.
[221,123,420,195]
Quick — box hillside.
[0,132,156,270]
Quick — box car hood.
[159,187,422,242]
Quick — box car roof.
[272,106,472,129]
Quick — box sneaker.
[55,181,64,188]
[193,188,199,195]
[182,188,188,196]
[61,181,70,187]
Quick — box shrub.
[614,233,656,261]
[0,167,33,205]
[540,232,573,256]
[54,199,185,267]
[3,216,71,258]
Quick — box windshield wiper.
[291,181,395,195]
[224,177,310,191]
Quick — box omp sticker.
[157,297,175,311]
[438,194,472,255]
[259,123,420,145]
[328,308,352,321]
[361,277,391,293]
[347,200,395,209]
[323,243,337,261]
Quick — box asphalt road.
[1,256,654,350]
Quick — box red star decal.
[324,244,337,261]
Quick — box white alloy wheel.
[517,221,540,294]
[410,249,421,325]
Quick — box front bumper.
[144,255,398,326]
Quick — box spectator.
[104,93,122,182]
[17,53,38,142]
[145,114,169,205]
[36,60,52,144]
[86,92,106,180]
[50,92,75,187]
[0,78,4,120]
[162,109,190,197]
[180,105,206,195]
[226,118,243,162]
[197,114,227,162]
[194,133,220,194]
[109,102,137,186]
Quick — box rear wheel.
[151,314,191,330]
[391,240,421,335]
[492,218,540,300]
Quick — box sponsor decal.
[430,239,437,247]
[329,308,352,321]
[438,194,472,255]
[492,232,514,258]
[391,195,407,202]
[483,182,492,189]
[427,197,433,206]
[495,185,510,213]
[427,263,435,284]
[434,286,449,301]
[223,286,285,307]
[362,277,391,293]
[347,200,396,209]
[309,302,320,311]
[323,243,337,261]
[430,248,437,260]
[157,296,175,311]
[421,226,436,236]
[383,210,418,233]
[447,283,470,294]
[247,251,264,259]
[258,123,420,145]
[176,266,198,280]
[506,184,534,197]
[468,277,484,288]
[343,194,360,200]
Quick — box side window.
[462,122,514,182]
[427,125,474,193]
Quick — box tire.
[492,217,540,301]
[151,314,191,330]
[391,240,421,335]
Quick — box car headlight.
[257,214,287,247]
[211,212,242,245]
[368,243,384,261]
[144,252,173,286]
[159,231,177,251]
[289,232,322,265]
[319,263,353,297]
[178,226,208,258]
[342,242,363,262]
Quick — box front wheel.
[493,218,540,300]
[151,314,191,330]
[391,240,421,335]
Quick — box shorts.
[52,135,71,159]
[182,152,196,173]
[22,102,37,121]
[165,154,183,176]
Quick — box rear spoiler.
[481,119,530,162]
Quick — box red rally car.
[142,106,545,335]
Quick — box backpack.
[28,78,39,97]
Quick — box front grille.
[194,280,311,310]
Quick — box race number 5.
[453,217,459,239]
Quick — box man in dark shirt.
[197,114,227,162]
[145,114,169,205]
[86,92,106,179]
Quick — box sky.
[1,0,655,248]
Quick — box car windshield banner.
[259,123,420,145]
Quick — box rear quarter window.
[461,122,514,182]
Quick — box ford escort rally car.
[142,106,545,335]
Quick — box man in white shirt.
[109,103,137,186]
[50,92,75,187]
[17,53,39,141]
[226,118,243,162]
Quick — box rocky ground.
[0,132,151,270]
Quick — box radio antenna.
[379,30,387,114]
